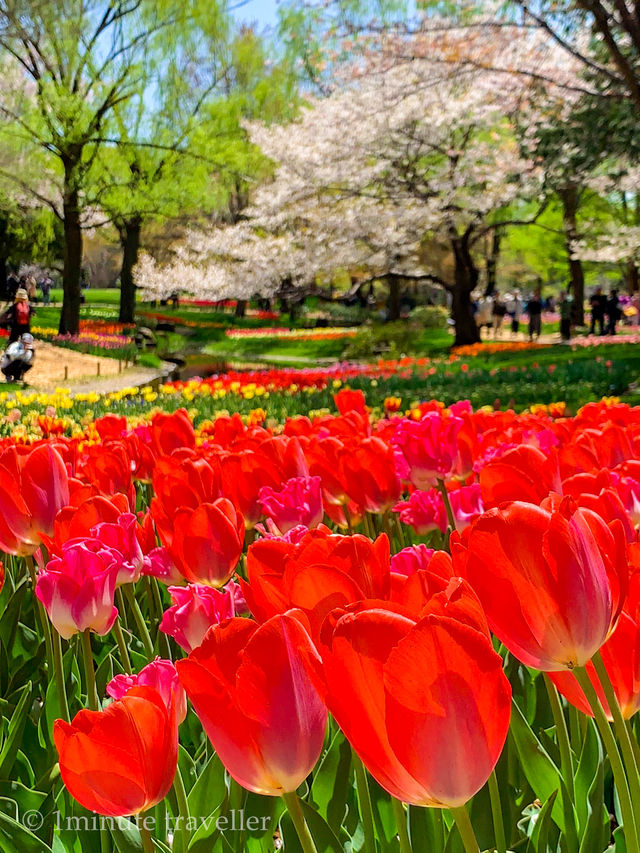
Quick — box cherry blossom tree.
[239,42,554,344]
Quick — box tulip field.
[2,359,640,853]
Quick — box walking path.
[7,341,171,393]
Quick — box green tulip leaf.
[509,699,576,837]
[0,682,32,780]
[0,809,52,853]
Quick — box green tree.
[0,0,205,333]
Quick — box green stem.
[393,514,406,549]
[592,652,640,826]
[487,771,506,853]
[543,675,578,853]
[574,666,639,853]
[100,826,111,853]
[124,584,155,660]
[450,805,480,853]
[81,629,99,711]
[115,587,129,630]
[353,754,376,853]
[51,629,70,723]
[543,675,575,800]
[391,798,412,853]
[26,554,54,679]
[140,825,154,853]
[436,478,456,534]
[173,765,191,853]
[113,617,132,674]
[281,792,318,853]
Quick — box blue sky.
[232,0,280,31]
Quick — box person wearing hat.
[1,332,35,384]
[0,288,35,342]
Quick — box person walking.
[509,290,523,338]
[0,288,35,342]
[40,274,52,306]
[527,289,543,341]
[589,287,607,335]
[559,291,572,341]
[492,290,507,338]
[605,288,621,335]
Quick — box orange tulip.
[176,613,326,795]
[0,444,69,556]
[320,579,511,807]
[54,686,178,817]
[454,498,627,671]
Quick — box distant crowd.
[473,285,638,342]
[2,270,53,305]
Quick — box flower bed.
[1,393,640,851]
[0,347,636,438]
[224,325,359,340]
[30,325,137,360]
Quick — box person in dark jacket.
[527,289,543,341]
[605,288,621,335]
[589,287,607,335]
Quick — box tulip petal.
[383,614,511,807]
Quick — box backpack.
[16,302,29,324]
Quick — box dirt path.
[5,341,169,393]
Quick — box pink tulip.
[0,444,69,556]
[448,484,484,531]
[160,582,240,652]
[142,547,183,586]
[107,658,187,724]
[392,412,463,488]
[258,476,323,534]
[391,544,436,576]
[91,513,144,585]
[35,540,120,638]
[393,489,447,535]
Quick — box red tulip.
[43,494,130,558]
[54,686,178,816]
[320,580,511,806]
[176,613,326,795]
[220,450,282,528]
[334,388,367,416]
[0,444,69,556]
[242,528,390,635]
[78,442,134,503]
[454,498,627,671]
[166,498,244,587]
[479,445,561,508]
[341,437,401,514]
[151,454,222,549]
[150,408,195,457]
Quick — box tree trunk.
[119,217,141,324]
[0,214,8,297]
[451,235,481,346]
[625,259,639,293]
[59,158,83,335]
[484,227,502,296]
[387,275,401,321]
[560,186,585,326]
[235,299,247,318]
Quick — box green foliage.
[342,313,447,359]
